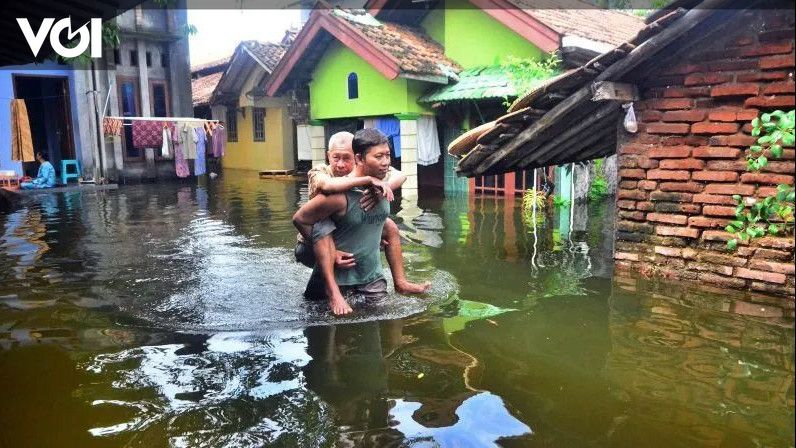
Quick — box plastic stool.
[61,159,81,184]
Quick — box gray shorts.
[295,218,336,267]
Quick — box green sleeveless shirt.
[315,189,390,286]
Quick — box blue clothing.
[20,161,56,189]
[375,117,401,158]
[194,127,207,176]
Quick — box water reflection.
[0,173,793,447]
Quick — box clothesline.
[103,115,220,123]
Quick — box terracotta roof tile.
[243,40,289,72]
[192,71,223,106]
[191,57,229,74]
[332,9,461,79]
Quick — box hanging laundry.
[102,117,123,137]
[180,122,198,159]
[161,122,173,157]
[212,125,226,157]
[375,117,401,158]
[417,115,441,166]
[172,126,190,178]
[10,99,35,162]
[194,127,207,176]
[132,120,163,149]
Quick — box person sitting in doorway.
[20,152,56,190]
[294,129,429,315]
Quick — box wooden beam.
[591,81,639,102]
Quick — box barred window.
[253,107,266,141]
[226,107,238,142]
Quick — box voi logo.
[16,17,102,58]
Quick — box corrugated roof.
[418,65,556,103]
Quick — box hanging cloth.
[375,117,401,158]
[362,118,377,129]
[161,122,173,157]
[194,127,207,176]
[10,99,35,162]
[103,117,123,137]
[132,120,163,149]
[172,124,190,178]
[180,122,198,159]
[212,125,226,157]
[417,115,441,166]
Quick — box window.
[150,81,169,117]
[113,49,120,65]
[160,52,169,68]
[145,52,152,67]
[253,107,265,141]
[347,72,358,99]
[117,77,141,159]
[226,107,238,142]
[130,50,138,67]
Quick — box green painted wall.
[421,0,543,69]
[309,43,428,120]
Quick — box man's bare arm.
[316,174,378,194]
[292,194,347,241]
[386,167,407,190]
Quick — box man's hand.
[360,180,394,211]
[335,250,356,269]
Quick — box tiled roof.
[192,71,223,107]
[510,0,645,47]
[419,65,557,103]
[191,57,229,74]
[332,9,461,79]
[243,40,289,73]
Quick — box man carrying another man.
[293,129,428,315]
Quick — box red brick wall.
[615,9,795,298]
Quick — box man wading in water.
[293,129,428,315]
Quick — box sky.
[187,6,303,66]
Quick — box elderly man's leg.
[313,235,352,315]
[382,218,430,294]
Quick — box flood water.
[1,171,793,448]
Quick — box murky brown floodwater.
[1,171,793,447]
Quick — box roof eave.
[468,0,560,52]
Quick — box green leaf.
[731,220,744,228]
[732,194,742,202]
[768,224,780,235]
[762,113,771,123]
[751,127,761,137]
[758,155,768,168]
[782,133,794,146]
[725,224,736,233]
[770,145,783,158]
[751,117,760,127]
[749,145,763,153]
[726,239,738,251]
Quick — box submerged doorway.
[13,75,76,178]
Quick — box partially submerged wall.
[614,9,795,298]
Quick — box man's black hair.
[352,128,388,158]
[36,152,47,161]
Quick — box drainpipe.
[90,60,105,181]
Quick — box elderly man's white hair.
[328,131,354,152]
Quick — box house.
[209,38,298,174]
[264,0,643,197]
[0,1,193,184]
[448,0,795,297]
[192,57,230,119]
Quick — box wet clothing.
[294,218,337,268]
[20,161,56,189]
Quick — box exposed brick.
[731,35,754,46]
[703,205,738,217]
[762,80,796,95]
[704,183,755,195]
[762,161,796,174]
[655,202,702,214]
[647,169,690,181]
[641,110,663,122]
[693,193,737,205]
[637,157,659,169]
[649,235,689,247]
[659,158,705,170]
[711,83,760,97]
[661,136,708,146]
[757,186,779,197]
[616,231,646,243]
[707,109,740,122]
[618,189,646,200]
[740,41,794,57]
[708,134,757,147]
[617,200,636,210]
[615,252,640,261]
[750,281,795,296]
[688,216,730,228]
[754,248,793,261]
[618,210,646,221]
[659,182,704,193]
[646,98,694,110]
[759,53,795,69]
[702,230,734,241]
[636,134,660,144]
[637,180,658,190]
[745,95,796,108]
[657,226,699,238]
[698,252,748,267]
[690,261,734,276]
[757,237,795,250]
[619,157,638,168]
[749,259,796,275]
[620,144,650,155]
[654,246,683,257]
[647,123,691,134]
[662,109,707,122]
[737,71,789,82]
[637,201,655,211]
[684,72,732,86]
[759,29,794,43]
[619,180,638,189]
[699,272,747,289]
[706,160,747,171]
[741,173,795,185]
[736,267,787,284]
[691,122,740,134]
[619,168,646,179]
[693,146,741,158]
[617,221,655,234]
[682,248,698,259]
[649,146,692,158]
[704,58,759,71]
[736,109,760,121]
[692,170,739,182]
[647,213,689,225]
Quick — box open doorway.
[13,75,75,178]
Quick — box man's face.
[327,148,355,177]
[357,143,391,179]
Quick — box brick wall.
[615,9,795,298]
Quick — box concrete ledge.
[12,184,119,195]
